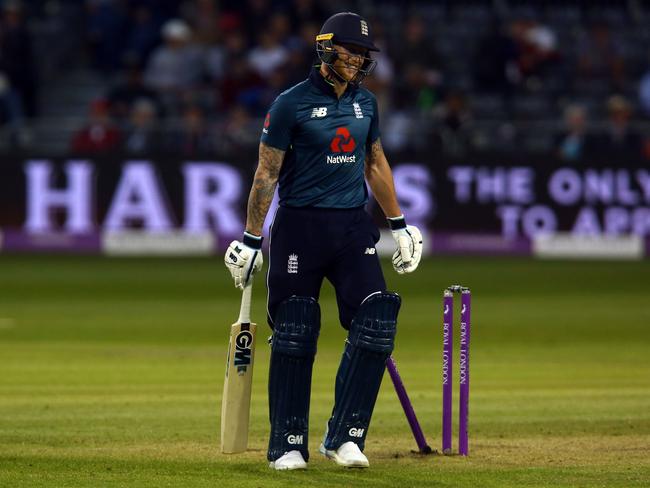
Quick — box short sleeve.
[260,94,295,151]
[366,96,380,151]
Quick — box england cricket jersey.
[260,66,380,208]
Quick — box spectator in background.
[639,52,650,117]
[122,98,160,154]
[269,11,291,42]
[248,29,289,78]
[254,66,290,115]
[204,35,227,85]
[0,72,25,145]
[556,104,590,161]
[206,18,245,86]
[433,91,473,157]
[167,104,213,155]
[144,19,202,95]
[590,95,640,156]
[85,0,127,73]
[474,21,519,97]
[289,0,327,31]
[283,38,310,87]
[216,103,259,154]
[296,20,319,60]
[393,16,443,88]
[1,1,38,118]
[181,0,220,44]
[391,16,443,110]
[577,22,626,92]
[240,0,272,46]
[394,63,439,114]
[216,27,265,110]
[219,56,263,111]
[107,65,162,123]
[122,5,160,67]
[516,19,558,90]
[71,98,122,154]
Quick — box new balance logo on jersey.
[287,253,298,274]
[311,107,328,118]
[364,247,376,255]
[353,102,363,119]
[349,427,365,438]
[287,434,304,445]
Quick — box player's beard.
[331,63,360,84]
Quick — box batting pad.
[267,296,320,462]
[324,292,401,451]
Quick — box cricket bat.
[220,281,257,453]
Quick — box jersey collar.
[309,66,355,99]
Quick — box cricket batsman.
[225,12,422,470]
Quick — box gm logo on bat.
[234,330,253,374]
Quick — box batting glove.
[224,232,264,289]
[388,215,423,275]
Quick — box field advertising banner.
[0,154,649,256]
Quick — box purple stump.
[442,290,454,455]
[386,356,432,454]
[459,290,471,456]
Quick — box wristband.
[243,231,263,250]
[387,215,406,231]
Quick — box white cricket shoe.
[319,441,369,468]
[269,450,307,470]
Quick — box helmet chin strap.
[325,63,349,85]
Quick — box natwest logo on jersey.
[327,127,357,164]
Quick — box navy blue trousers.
[266,206,386,329]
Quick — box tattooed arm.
[245,142,285,235]
[364,138,402,218]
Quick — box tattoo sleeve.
[366,138,384,170]
[246,142,285,235]
[365,137,403,218]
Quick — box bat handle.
[238,280,253,324]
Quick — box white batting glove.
[224,232,263,289]
[388,216,423,275]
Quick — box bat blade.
[220,319,257,454]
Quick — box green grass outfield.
[1,255,649,487]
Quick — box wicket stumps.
[386,356,433,454]
[442,285,471,456]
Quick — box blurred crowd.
[4,0,650,159]
[0,1,37,144]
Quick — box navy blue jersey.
[260,67,380,208]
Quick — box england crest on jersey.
[353,102,363,119]
[287,254,298,274]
